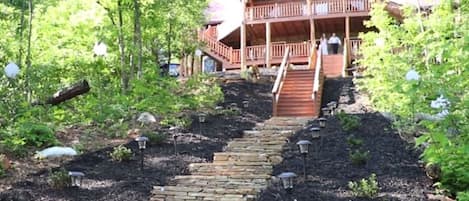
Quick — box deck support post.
[345,16,350,62]
[240,3,247,71]
[307,0,315,45]
[265,22,271,68]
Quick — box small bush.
[346,135,363,148]
[457,191,469,201]
[350,150,370,165]
[49,169,71,189]
[147,132,167,145]
[348,173,379,198]
[0,154,7,177]
[17,122,57,147]
[110,145,132,162]
[337,111,360,132]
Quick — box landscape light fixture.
[296,140,312,179]
[242,100,249,108]
[318,118,327,128]
[135,136,149,171]
[198,113,207,123]
[278,172,297,193]
[68,171,85,187]
[327,101,337,115]
[229,103,238,111]
[321,107,330,117]
[310,127,321,139]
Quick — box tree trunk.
[44,80,91,105]
[167,18,172,69]
[133,0,143,79]
[180,53,186,77]
[18,0,26,68]
[25,0,33,102]
[117,0,128,92]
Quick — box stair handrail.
[199,30,233,63]
[272,47,291,116]
[312,44,322,101]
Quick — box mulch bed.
[258,78,433,201]
[0,78,273,201]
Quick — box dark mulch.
[0,78,273,201]
[258,78,433,201]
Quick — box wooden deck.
[245,0,371,24]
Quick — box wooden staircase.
[276,70,317,117]
[272,46,324,118]
[323,54,343,77]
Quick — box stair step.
[213,152,269,163]
[189,162,273,176]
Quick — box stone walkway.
[151,117,309,201]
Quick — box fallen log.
[34,79,91,105]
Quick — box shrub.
[350,150,370,165]
[457,191,469,201]
[337,111,360,132]
[346,135,364,148]
[110,145,132,162]
[17,122,57,147]
[48,169,71,189]
[348,173,379,198]
[147,132,167,145]
[0,154,7,177]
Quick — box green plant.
[349,150,370,165]
[0,154,7,177]
[110,145,132,162]
[346,135,364,148]
[337,111,360,132]
[457,191,469,201]
[348,173,379,198]
[17,122,57,147]
[147,132,167,145]
[48,169,71,189]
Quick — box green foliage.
[16,122,57,147]
[348,174,379,198]
[346,135,364,148]
[0,154,6,177]
[358,0,468,196]
[349,150,370,165]
[457,191,469,201]
[48,169,71,189]
[110,145,132,162]
[147,132,167,145]
[337,111,360,132]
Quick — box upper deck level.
[245,0,372,24]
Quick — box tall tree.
[133,0,142,79]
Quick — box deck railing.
[350,38,362,59]
[200,31,233,62]
[246,0,371,21]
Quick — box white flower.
[405,69,420,81]
[4,62,20,78]
[375,38,385,47]
[93,42,107,56]
[430,95,450,109]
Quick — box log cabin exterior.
[200,0,375,77]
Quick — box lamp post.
[327,101,337,116]
[242,100,249,108]
[318,117,327,128]
[296,140,312,179]
[310,127,321,156]
[321,107,330,117]
[278,172,297,194]
[198,112,207,136]
[135,136,149,172]
[68,171,85,187]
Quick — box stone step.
[152,186,257,201]
[242,130,294,137]
[254,124,302,130]
[169,175,269,191]
[229,138,287,145]
[189,162,272,176]
[213,152,269,163]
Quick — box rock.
[35,146,77,159]
[0,154,11,170]
[137,112,157,124]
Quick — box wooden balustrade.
[272,47,291,116]
[246,45,266,61]
[350,38,362,59]
[246,0,371,21]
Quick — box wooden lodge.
[200,0,375,77]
